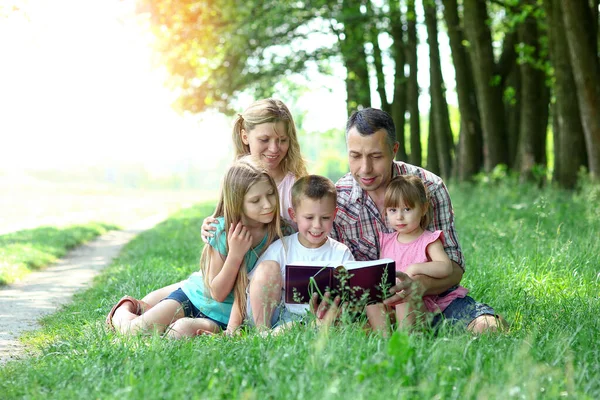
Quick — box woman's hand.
[227,222,253,261]
[201,216,219,243]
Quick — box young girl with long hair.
[367,175,469,333]
[106,156,284,337]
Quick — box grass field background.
[0,173,217,235]
[1,179,599,398]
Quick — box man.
[317,107,504,333]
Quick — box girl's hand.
[201,216,219,244]
[227,222,253,260]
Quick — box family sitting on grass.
[106,99,506,337]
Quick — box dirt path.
[0,214,167,364]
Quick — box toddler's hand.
[201,216,219,243]
[405,264,418,278]
[227,222,253,260]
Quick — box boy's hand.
[310,292,342,327]
[201,216,219,243]
[227,222,253,260]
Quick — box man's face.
[347,127,397,193]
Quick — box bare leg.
[249,261,282,329]
[395,301,414,331]
[366,303,390,335]
[165,318,221,339]
[141,281,184,307]
[467,314,509,334]
[112,301,139,332]
[109,282,183,330]
[119,299,185,335]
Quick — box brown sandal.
[106,295,143,330]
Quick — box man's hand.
[309,292,342,327]
[383,271,422,307]
[201,216,219,243]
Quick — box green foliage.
[0,223,119,285]
[138,0,339,114]
[1,189,600,398]
[300,127,349,181]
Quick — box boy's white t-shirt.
[251,233,355,315]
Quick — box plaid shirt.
[331,161,465,269]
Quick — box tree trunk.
[546,0,588,188]
[561,0,600,179]
[442,0,482,180]
[427,110,440,174]
[463,0,509,171]
[389,0,408,161]
[516,3,549,183]
[407,0,422,166]
[340,0,371,115]
[424,0,454,179]
[366,1,389,114]
[504,67,521,169]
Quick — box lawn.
[0,181,599,399]
[0,222,119,285]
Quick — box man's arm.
[383,263,462,307]
[411,260,463,296]
[427,179,465,270]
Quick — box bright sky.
[0,0,450,172]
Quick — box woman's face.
[241,121,290,173]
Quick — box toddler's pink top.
[379,230,468,313]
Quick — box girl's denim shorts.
[163,288,228,330]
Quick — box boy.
[240,175,355,331]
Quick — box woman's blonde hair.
[200,155,283,320]
[232,98,308,179]
[384,175,432,230]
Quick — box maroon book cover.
[284,259,396,305]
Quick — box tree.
[424,0,454,179]
[336,0,371,114]
[463,0,509,171]
[544,0,587,189]
[388,0,409,162]
[406,0,422,167]
[561,0,600,180]
[441,0,483,180]
[515,0,549,182]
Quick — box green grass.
[0,222,119,285]
[1,184,599,399]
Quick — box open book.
[284,258,396,306]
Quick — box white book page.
[342,258,394,270]
[286,258,394,270]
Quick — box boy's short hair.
[291,175,337,209]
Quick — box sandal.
[106,295,143,330]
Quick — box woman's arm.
[201,216,219,243]
[410,261,463,296]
